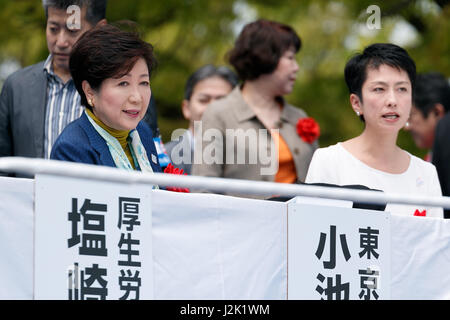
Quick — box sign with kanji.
[287,201,391,300]
[34,174,153,300]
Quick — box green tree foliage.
[0,0,449,158]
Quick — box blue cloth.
[50,112,162,173]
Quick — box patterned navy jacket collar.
[78,112,161,172]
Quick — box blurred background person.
[405,72,450,161]
[51,24,161,175]
[306,43,443,218]
[165,64,238,174]
[192,19,318,193]
[430,75,450,218]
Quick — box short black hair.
[345,43,416,121]
[227,19,301,81]
[414,72,450,118]
[69,24,156,109]
[42,0,107,26]
[184,65,239,100]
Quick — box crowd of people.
[1,0,449,218]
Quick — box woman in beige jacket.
[192,19,318,193]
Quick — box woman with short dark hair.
[228,19,301,82]
[192,19,318,193]
[51,24,161,174]
[306,43,443,218]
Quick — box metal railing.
[1,156,450,209]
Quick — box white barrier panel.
[0,176,449,299]
[0,177,33,300]
[391,215,450,299]
[34,174,154,300]
[287,202,391,300]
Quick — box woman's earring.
[88,99,93,107]
[356,111,360,116]
[405,121,410,129]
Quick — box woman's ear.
[181,99,191,121]
[433,103,445,119]
[82,80,95,106]
[96,19,107,27]
[349,93,362,116]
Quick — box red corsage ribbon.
[414,209,426,217]
[296,117,320,144]
[164,163,190,193]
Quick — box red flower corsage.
[296,117,320,143]
[414,209,426,217]
[164,163,190,193]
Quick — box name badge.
[151,154,158,164]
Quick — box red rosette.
[296,117,320,143]
[414,209,426,217]
[164,163,190,193]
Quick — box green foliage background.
[1,0,449,159]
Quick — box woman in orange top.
[192,19,319,196]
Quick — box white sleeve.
[427,165,444,218]
[305,148,333,184]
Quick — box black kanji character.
[119,269,141,300]
[118,197,141,231]
[67,198,108,256]
[358,268,380,300]
[316,273,350,300]
[315,225,351,269]
[359,227,379,259]
[118,233,141,267]
[80,264,108,300]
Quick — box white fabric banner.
[151,189,287,299]
[0,177,33,300]
[390,214,450,299]
[0,176,449,299]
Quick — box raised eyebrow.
[196,93,213,98]
[48,21,62,27]
[115,73,149,81]
[121,74,149,78]
[369,81,410,86]
[369,81,388,86]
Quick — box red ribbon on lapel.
[414,209,426,217]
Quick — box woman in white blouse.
[306,43,443,218]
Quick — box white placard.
[288,202,390,300]
[34,174,153,300]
